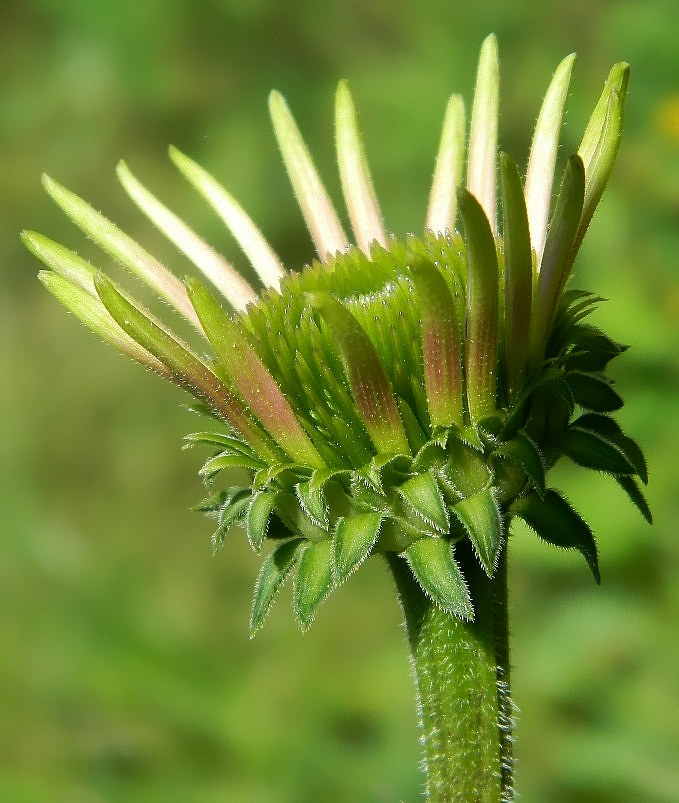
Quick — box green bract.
[25,35,648,635]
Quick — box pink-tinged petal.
[95,274,280,462]
[335,80,388,253]
[458,189,499,424]
[116,161,257,311]
[169,146,286,291]
[42,174,201,330]
[409,259,464,429]
[525,54,576,261]
[308,292,410,456]
[466,34,499,234]
[426,94,465,235]
[268,90,350,260]
[187,278,325,469]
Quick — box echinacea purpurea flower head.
[24,35,649,634]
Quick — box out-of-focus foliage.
[1,1,678,801]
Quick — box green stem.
[388,540,513,802]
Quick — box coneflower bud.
[26,35,648,640]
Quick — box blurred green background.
[2,1,678,801]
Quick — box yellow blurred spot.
[653,96,679,142]
[664,282,679,324]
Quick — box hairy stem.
[388,540,513,802]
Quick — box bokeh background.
[2,1,678,801]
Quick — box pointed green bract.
[294,539,334,631]
[296,473,332,529]
[573,413,648,483]
[405,538,474,620]
[439,437,491,500]
[247,490,278,552]
[200,452,264,476]
[451,487,504,577]
[269,488,327,543]
[511,489,600,583]
[212,488,251,550]
[564,327,625,372]
[565,372,623,412]
[557,427,636,476]
[250,538,303,636]
[359,453,411,496]
[184,430,259,459]
[253,462,310,492]
[615,475,652,524]
[332,512,382,585]
[397,472,449,534]
[493,432,546,496]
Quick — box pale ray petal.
[22,230,100,296]
[24,230,212,358]
[269,90,350,260]
[426,94,465,234]
[525,54,576,262]
[38,270,172,377]
[466,34,500,233]
[42,174,201,329]
[117,160,257,311]
[169,146,286,291]
[335,80,388,253]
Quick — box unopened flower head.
[25,35,649,633]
